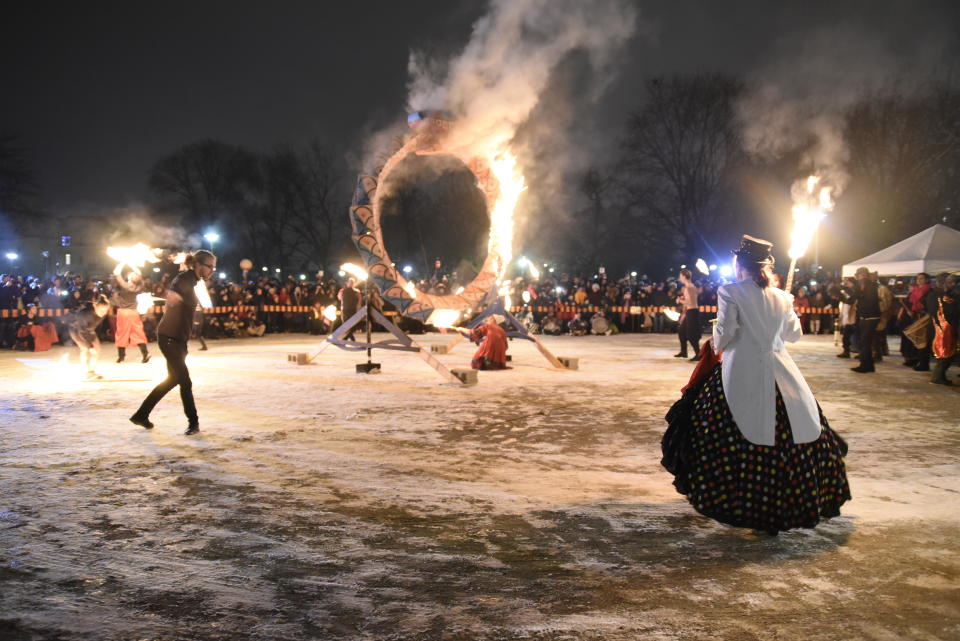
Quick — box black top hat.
[732,235,775,264]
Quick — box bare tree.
[620,74,744,260]
[148,139,258,228]
[844,86,960,245]
[0,135,40,225]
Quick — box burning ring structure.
[349,112,507,323]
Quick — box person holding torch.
[130,250,216,435]
[112,265,151,363]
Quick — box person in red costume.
[455,315,510,370]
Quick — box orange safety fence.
[1,304,841,319]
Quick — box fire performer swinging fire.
[130,250,216,435]
[112,265,151,364]
[68,295,112,380]
[453,315,510,370]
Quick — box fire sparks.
[427,309,461,328]
[788,175,833,260]
[106,243,162,274]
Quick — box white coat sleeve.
[781,295,803,343]
[713,287,738,352]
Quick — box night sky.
[3,1,958,238]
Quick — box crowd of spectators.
[1,264,956,385]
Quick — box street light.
[203,232,220,251]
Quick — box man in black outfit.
[130,250,216,435]
[842,266,882,373]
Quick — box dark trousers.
[678,309,701,356]
[857,318,880,371]
[136,336,197,424]
[841,324,856,353]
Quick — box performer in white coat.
[662,235,850,534]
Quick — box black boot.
[116,347,126,363]
[139,343,150,363]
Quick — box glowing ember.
[107,243,162,274]
[427,309,461,328]
[322,305,338,322]
[340,262,368,281]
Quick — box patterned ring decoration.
[349,113,504,322]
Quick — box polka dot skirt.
[679,365,851,534]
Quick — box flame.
[172,251,188,265]
[194,280,213,309]
[528,262,540,279]
[488,152,525,270]
[454,286,465,295]
[136,293,158,315]
[521,291,531,303]
[322,304,338,322]
[340,262,368,281]
[695,258,709,275]
[107,243,162,274]
[427,309,461,328]
[788,174,833,260]
[664,309,681,321]
[404,281,418,298]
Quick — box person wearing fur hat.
[840,266,882,373]
[661,235,850,535]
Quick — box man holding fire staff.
[130,250,216,435]
[112,264,151,363]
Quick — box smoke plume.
[737,23,958,196]
[407,0,635,156]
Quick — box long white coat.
[712,279,822,446]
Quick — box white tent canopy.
[841,224,960,277]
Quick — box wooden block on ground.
[557,356,579,370]
[430,345,448,354]
[451,368,478,385]
[288,352,308,365]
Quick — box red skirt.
[115,308,147,347]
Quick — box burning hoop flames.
[488,152,525,277]
[788,175,833,260]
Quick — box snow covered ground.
[1,333,958,640]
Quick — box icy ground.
[1,333,958,641]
